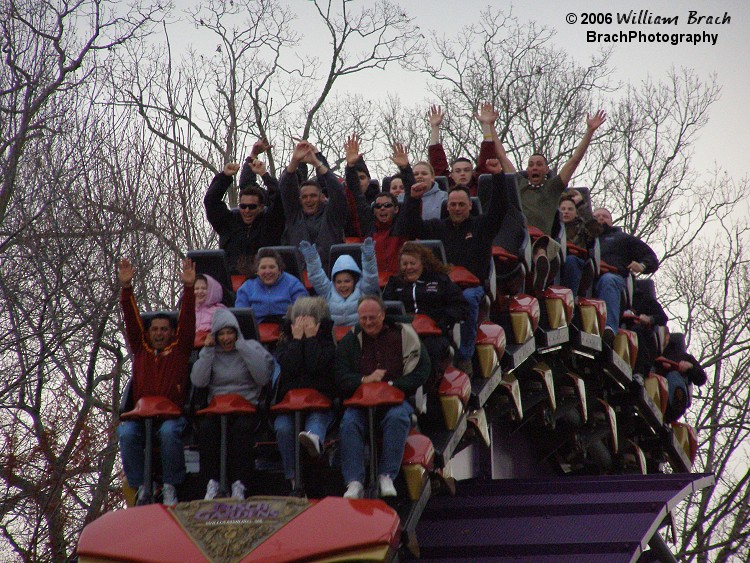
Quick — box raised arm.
[475,102,516,174]
[427,105,450,178]
[299,240,332,298]
[175,258,197,351]
[236,338,275,387]
[204,163,240,231]
[558,110,607,186]
[477,159,509,240]
[359,237,380,295]
[344,135,372,235]
[118,258,145,352]
[280,141,313,221]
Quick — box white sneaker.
[344,481,364,499]
[231,480,246,500]
[378,475,397,497]
[298,431,321,458]
[135,485,149,505]
[204,479,220,500]
[162,483,178,506]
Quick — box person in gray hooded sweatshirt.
[191,308,276,500]
[299,237,380,326]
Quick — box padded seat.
[120,396,181,420]
[333,325,353,343]
[343,382,405,408]
[475,322,506,378]
[258,322,282,344]
[577,297,607,336]
[671,422,698,466]
[411,314,443,337]
[196,394,257,416]
[542,285,574,329]
[508,295,540,344]
[438,367,471,430]
[401,430,435,501]
[270,389,332,413]
[448,265,480,288]
[644,373,669,415]
[614,328,639,369]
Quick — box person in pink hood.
[194,274,226,347]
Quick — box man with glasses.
[204,141,285,275]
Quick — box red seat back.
[438,367,471,406]
[412,314,443,336]
[401,430,435,470]
[258,322,282,344]
[343,382,405,408]
[120,396,181,420]
[333,325,353,343]
[270,388,332,413]
[231,275,246,293]
[448,266,480,288]
[196,393,257,416]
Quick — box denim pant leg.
[157,417,187,486]
[340,407,368,485]
[459,286,485,361]
[562,254,585,298]
[117,420,145,488]
[273,414,296,480]
[305,410,334,444]
[595,273,626,331]
[379,402,414,479]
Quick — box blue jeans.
[665,371,690,410]
[340,401,413,485]
[595,273,626,331]
[274,410,334,480]
[117,417,187,487]
[459,286,485,361]
[562,255,585,298]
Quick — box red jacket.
[373,219,407,276]
[120,285,195,407]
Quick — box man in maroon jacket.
[116,257,196,505]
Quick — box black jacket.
[382,271,469,334]
[204,169,285,275]
[598,225,659,277]
[275,318,338,401]
[396,173,508,279]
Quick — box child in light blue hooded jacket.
[299,237,380,326]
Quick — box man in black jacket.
[593,208,659,341]
[203,144,285,275]
[396,159,508,374]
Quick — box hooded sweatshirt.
[195,274,226,333]
[301,247,380,327]
[190,308,275,404]
[420,181,448,221]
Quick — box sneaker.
[344,481,364,499]
[378,475,397,497]
[602,326,616,346]
[231,480,246,500]
[298,431,321,458]
[135,485,150,506]
[204,479,220,500]
[162,483,178,506]
[534,255,550,294]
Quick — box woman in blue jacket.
[235,248,308,322]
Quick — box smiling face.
[447,189,472,224]
[334,271,356,298]
[559,200,577,224]
[239,194,263,224]
[413,163,435,186]
[148,318,174,351]
[389,178,404,197]
[257,257,281,286]
[450,160,473,186]
[400,252,423,283]
[194,278,208,305]
[593,208,613,227]
[373,195,398,223]
[526,155,550,185]
[299,184,322,215]
[216,327,238,352]
[358,299,385,337]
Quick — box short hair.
[240,185,267,205]
[253,248,285,274]
[300,180,322,193]
[390,172,403,182]
[447,185,471,200]
[145,312,177,331]
[413,161,435,176]
[288,296,331,324]
[451,157,472,168]
[399,241,450,275]
[529,153,549,165]
[358,294,386,312]
[375,192,398,206]
[558,194,576,205]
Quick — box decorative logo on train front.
[170,496,310,563]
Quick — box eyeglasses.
[373,203,395,209]
[239,203,260,210]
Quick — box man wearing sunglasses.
[204,141,285,276]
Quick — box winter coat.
[195,274,227,333]
[235,272,308,322]
[190,308,275,404]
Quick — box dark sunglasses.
[373,202,395,209]
[239,203,260,210]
